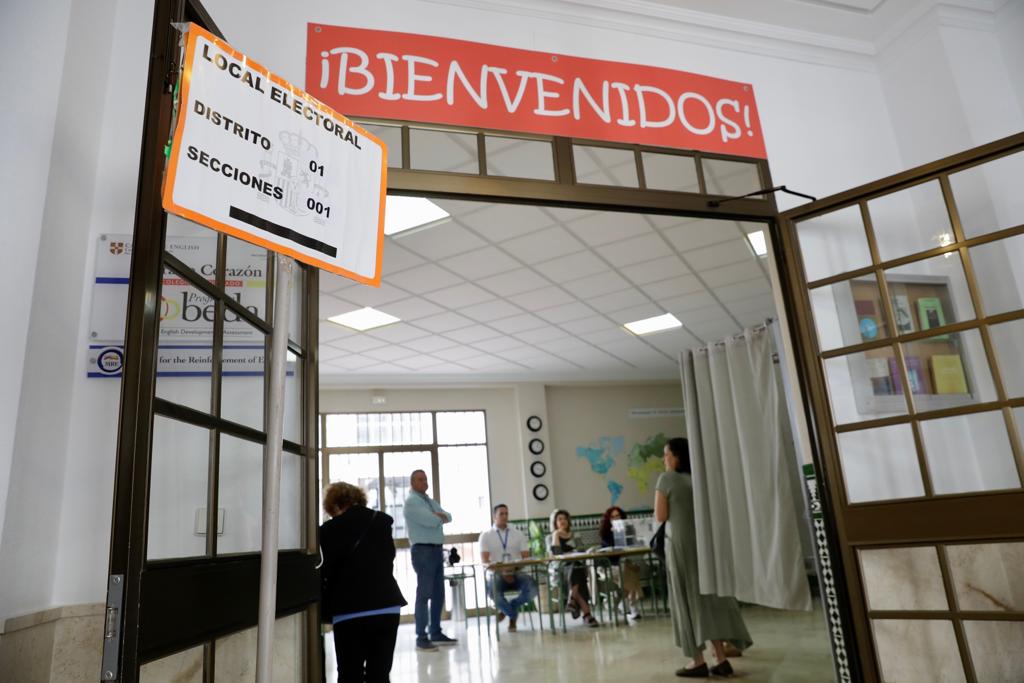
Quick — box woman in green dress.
[655,437,752,678]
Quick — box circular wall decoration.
[532,483,549,501]
[526,415,543,432]
[528,438,545,455]
[530,460,547,478]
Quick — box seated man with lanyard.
[478,503,537,632]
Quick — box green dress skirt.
[657,471,753,657]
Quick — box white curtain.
[680,323,812,611]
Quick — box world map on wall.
[576,433,667,505]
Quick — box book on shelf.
[917,297,948,338]
[892,294,915,335]
[905,356,929,394]
[931,354,968,394]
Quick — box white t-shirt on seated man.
[477,504,538,632]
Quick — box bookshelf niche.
[838,274,976,415]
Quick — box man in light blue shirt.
[404,469,457,651]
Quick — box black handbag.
[650,522,666,559]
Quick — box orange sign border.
[162,22,387,285]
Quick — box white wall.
[0,0,154,622]
[0,0,74,578]
[546,383,685,515]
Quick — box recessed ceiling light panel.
[746,230,768,257]
[384,196,450,236]
[328,307,401,331]
[624,312,682,336]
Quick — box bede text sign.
[164,23,387,283]
[306,25,765,158]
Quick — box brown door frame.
[104,1,322,680]
[778,131,1024,682]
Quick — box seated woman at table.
[599,506,644,619]
[549,509,599,627]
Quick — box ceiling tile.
[678,304,731,324]
[640,274,705,300]
[607,302,665,324]
[374,296,446,321]
[334,283,410,308]
[699,261,767,288]
[542,336,593,353]
[385,264,463,293]
[433,345,485,361]
[662,218,744,252]
[735,310,773,327]
[684,240,753,271]
[415,312,476,333]
[507,286,576,311]
[516,326,571,344]
[326,354,381,370]
[326,334,389,353]
[423,282,496,308]
[366,323,431,344]
[439,246,521,280]
[318,345,349,362]
[619,255,690,285]
[393,221,487,260]
[460,299,525,323]
[643,328,702,355]
[595,233,667,267]
[433,198,490,220]
[688,319,742,341]
[558,347,629,369]
[535,301,595,324]
[319,321,354,344]
[714,277,771,302]
[488,313,548,334]
[726,292,777,314]
[401,335,460,353]
[319,293,358,319]
[458,203,555,241]
[443,325,503,344]
[361,345,418,362]
[358,363,409,374]
[320,272,359,294]
[521,355,580,371]
[501,226,586,263]
[392,355,447,371]
[558,316,618,335]
[562,271,630,298]
[460,354,513,370]
[586,288,649,313]
[660,290,718,313]
[601,338,669,364]
[580,327,635,345]
[564,211,653,246]
[477,268,550,297]
[472,336,526,353]
[381,238,427,275]
[422,362,474,374]
[532,251,608,283]
[545,206,596,224]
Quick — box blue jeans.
[410,544,445,639]
[492,572,538,620]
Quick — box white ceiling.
[319,199,774,384]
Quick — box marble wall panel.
[140,644,203,683]
[859,546,948,611]
[871,619,966,683]
[963,619,1024,682]
[947,542,1024,611]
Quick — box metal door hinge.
[100,574,124,681]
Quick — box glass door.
[778,134,1024,682]
[104,2,322,680]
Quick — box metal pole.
[256,253,293,683]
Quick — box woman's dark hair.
[598,506,626,541]
[666,437,692,473]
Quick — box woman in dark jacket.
[320,482,407,682]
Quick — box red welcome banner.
[306,25,766,158]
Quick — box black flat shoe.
[710,660,734,677]
[675,663,709,678]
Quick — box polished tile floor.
[325,601,836,682]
